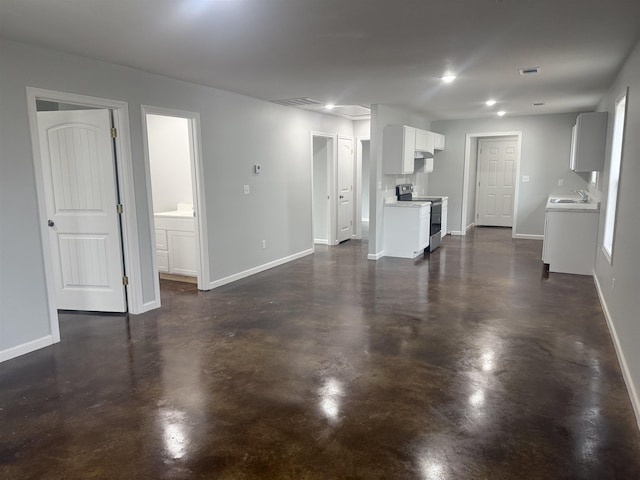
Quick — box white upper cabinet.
[383,125,446,175]
[383,125,416,174]
[415,129,434,153]
[570,112,608,172]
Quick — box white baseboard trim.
[367,251,384,260]
[140,299,161,313]
[314,239,329,245]
[515,233,544,240]
[208,248,314,289]
[452,223,475,236]
[0,335,55,363]
[594,273,640,430]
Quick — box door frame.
[26,87,143,342]
[461,131,522,238]
[355,136,370,240]
[140,105,210,295]
[310,132,337,246]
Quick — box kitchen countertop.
[384,200,431,208]
[546,195,600,213]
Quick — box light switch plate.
[522,175,530,183]
[558,178,564,186]
[243,185,250,194]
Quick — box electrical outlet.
[262,240,267,249]
[243,185,250,195]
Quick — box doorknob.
[47,219,55,227]
[339,195,344,199]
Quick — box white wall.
[429,113,582,236]
[0,39,354,360]
[593,39,640,423]
[361,141,370,222]
[147,114,193,213]
[369,105,431,257]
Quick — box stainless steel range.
[396,184,442,252]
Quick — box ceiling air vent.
[270,98,323,107]
[532,101,545,107]
[519,67,540,76]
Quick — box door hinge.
[350,220,353,226]
[117,204,123,214]
[111,127,118,138]
[122,276,129,286]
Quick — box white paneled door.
[337,137,354,243]
[476,137,518,227]
[37,110,126,312]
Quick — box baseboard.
[140,299,161,313]
[367,251,384,260]
[593,273,640,430]
[208,248,314,289]
[314,239,329,245]
[0,335,55,363]
[452,223,475,236]
[515,233,544,240]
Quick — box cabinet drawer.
[155,229,168,250]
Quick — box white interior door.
[337,137,354,242]
[38,109,126,312]
[476,137,517,227]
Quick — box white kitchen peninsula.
[383,201,431,258]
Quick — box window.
[602,92,627,261]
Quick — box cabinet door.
[402,126,416,174]
[434,133,445,151]
[168,230,197,276]
[415,129,428,151]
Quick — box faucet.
[573,189,589,203]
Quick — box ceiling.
[1,0,639,120]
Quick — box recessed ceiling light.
[325,103,335,110]
[441,74,456,83]
[497,111,506,117]
[486,99,497,106]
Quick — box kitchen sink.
[550,198,581,204]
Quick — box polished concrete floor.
[2,228,640,479]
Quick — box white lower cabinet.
[155,215,197,277]
[383,203,431,258]
[543,210,598,275]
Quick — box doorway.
[312,134,334,245]
[141,106,209,294]
[27,87,145,346]
[475,137,518,227]
[337,136,355,243]
[461,131,522,238]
